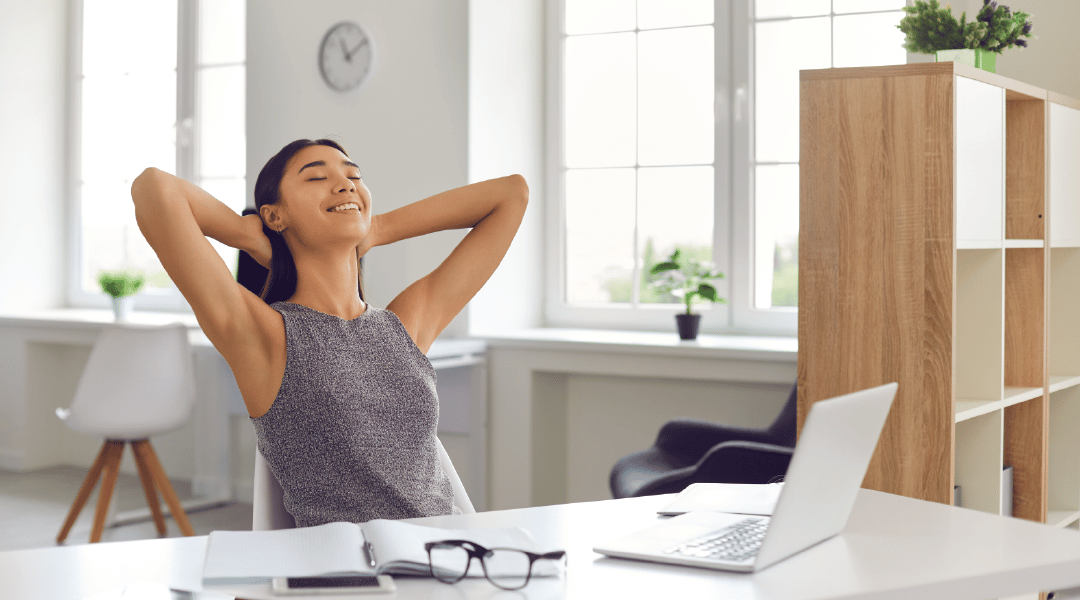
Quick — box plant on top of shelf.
[898,0,1033,72]
[650,249,725,340]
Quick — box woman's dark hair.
[254,138,364,304]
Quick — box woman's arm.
[382,175,528,353]
[131,168,279,366]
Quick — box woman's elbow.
[505,174,529,207]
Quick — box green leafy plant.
[649,249,725,315]
[97,270,146,299]
[898,0,1033,54]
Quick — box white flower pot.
[111,296,135,321]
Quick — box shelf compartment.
[1049,249,1080,377]
[1004,395,1048,522]
[1004,248,1045,390]
[1048,510,1080,528]
[956,249,1004,403]
[1049,375,1080,393]
[1005,97,1046,241]
[1003,239,1043,248]
[955,410,1004,514]
[956,398,1001,423]
[1048,387,1080,524]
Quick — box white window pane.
[81,181,167,292]
[199,177,248,215]
[755,17,830,163]
[637,167,714,304]
[199,0,245,65]
[637,0,713,30]
[566,168,636,304]
[834,0,906,13]
[755,165,799,308]
[564,33,636,168]
[638,27,713,166]
[834,12,907,68]
[82,74,176,183]
[755,0,830,19]
[565,0,635,35]
[198,65,246,178]
[83,0,177,77]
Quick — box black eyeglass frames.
[424,539,567,590]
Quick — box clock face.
[319,21,374,92]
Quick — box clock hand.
[347,38,369,56]
[339,38,352,62]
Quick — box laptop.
[593,382,898,573]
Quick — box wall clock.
[318,21,375,92]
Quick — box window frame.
[66,0,243,312]
[546,0,799,335]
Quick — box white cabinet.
[1050,102,1080,246]
[956,76,1005,246]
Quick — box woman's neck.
[288,247,366,319]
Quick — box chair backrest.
[60,323,194,440]
[766,384,799,448]
[251,437,475,530]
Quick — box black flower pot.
[675,313,702,340]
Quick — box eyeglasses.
[424,539,567,590]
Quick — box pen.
[365,540,377,568]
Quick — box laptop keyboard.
[664,517,768,562]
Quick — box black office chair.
[609,384,797,498]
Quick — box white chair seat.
[55,323,197,544]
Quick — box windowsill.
[476,327,797,362]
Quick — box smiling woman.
[130,138,527,527]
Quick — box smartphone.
[271,575,396,595]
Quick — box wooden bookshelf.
[799,62,1080,526]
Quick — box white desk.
[3,490,1080,600]
[0,309,488,508]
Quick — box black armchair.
[609,384,798,498]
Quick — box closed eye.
[307,177,327,181]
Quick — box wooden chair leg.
[132,440,194,536]
[89,441,125,543]
[56,441,111,544]
[130,440,167,537]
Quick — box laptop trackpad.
[596,511,753,554]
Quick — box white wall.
[467,0,547,332]
[246,0,471,336]
[0,1,67,312]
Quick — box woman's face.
[270,144,372,250]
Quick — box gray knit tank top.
[251,302,455,527]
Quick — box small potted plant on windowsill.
[97,270,146,321]
[650,249,725,341]
[897,0,1034,73]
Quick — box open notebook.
[203,519,541,584]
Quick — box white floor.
[0,465,251,552]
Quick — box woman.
[132,139,527,526]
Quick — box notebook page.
[203,522,371,579]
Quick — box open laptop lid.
[754,382,897,571]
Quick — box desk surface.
[3,490,1080,600]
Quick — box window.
[550,0,905,334]
[71,0,246,310]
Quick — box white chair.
[252,437,476,530]
[55,323,196,544]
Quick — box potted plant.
[649,249,725,341]
[897,0,1034,73]
[97,270,146,321]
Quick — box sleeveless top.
[251,301,456,527]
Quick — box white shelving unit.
[800,63,1080,529]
